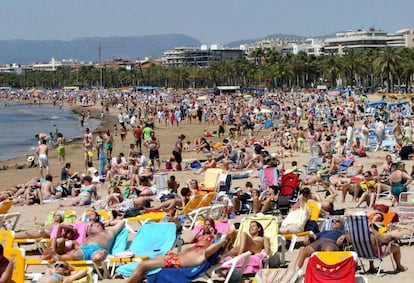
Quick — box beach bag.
[191,160,202,169]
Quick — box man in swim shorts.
[51,220,125,261]
[294,217,347,270]
[36,139,49,178]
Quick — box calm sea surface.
[0,103,99,161]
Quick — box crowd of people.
[1,88,414,282]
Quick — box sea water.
[0,103,99,161]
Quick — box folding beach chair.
[282,202,321,251]
[4,247,25,283]
[253,267,299,283]
[185,192,217,230]
[25,224,129,279]
[14,210,77,253]
[199,168,223,194]
[234,215,286,270]
[259,167,279,189]
[145,247,251,283]
[113,221,177,278]
[0,200,21,230]
[304,251,358,283]
[395,192,414,245]
[347,214,395,277]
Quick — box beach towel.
[115,222,177,277]
[50,222,89,245]
[304,253,356,283]
[146,248,222,283]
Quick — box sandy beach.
[2,97,414,283]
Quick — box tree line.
[0,47,413,92]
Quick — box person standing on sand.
[55,132,66,164]
[35,133,49,144]
[144,131,160,171]
[83,128,93,170]
[36,139,49,178]
[172,134,185,171]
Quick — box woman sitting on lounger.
[15,211,64,239]
[228,221,270,256]
[42,224,80,260]
[60,176,96,207]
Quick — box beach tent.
[364,100,387,110]
[387,101,410,110]
[262,100,278,106]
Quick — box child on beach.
[113,124,118,136]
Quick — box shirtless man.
[35,133,49,144]
[0,244,13,283]
[41,174,61,200]
[55,132,66,164]
[36,139,49,178]
[51,220,125,261]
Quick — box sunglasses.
[332,220,342,224]
[54,263,68,269]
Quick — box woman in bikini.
[187,218,217,250]
[42,224,80,260]
[37,261,87,283]
[15,211,64,239]
[228,221,270,256]
[60,176,96,207]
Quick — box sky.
[1,0,413,44]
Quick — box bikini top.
[80,186,93,194]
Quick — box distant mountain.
[0,34,201,64]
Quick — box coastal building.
[0,63,27,74]
[324,28,414,55]
[305,39,324,56]
[324,28,388,55]
[161,45,245,67]
[32,58,63,71]
[387,29,414,48]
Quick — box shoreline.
[0,103,117,189]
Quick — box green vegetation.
[1,47,414,91]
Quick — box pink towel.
[50,222,89,245]
[194,220,231,235]
[221,252,266,274]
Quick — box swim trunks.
[80,243,106,260]
[38,154,49,167]
[164,253,181,268]
[57,145,65,157]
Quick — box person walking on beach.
[172,134,185,171]
[133,125,143,152]
[36,139,49,178]
[56,132,66,164]
[145,131,160,171]
[83,128,93,170]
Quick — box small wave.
[50,116,59,120]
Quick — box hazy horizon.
[1,0,412,45]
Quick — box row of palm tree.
[0,47,413,92]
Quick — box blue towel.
[147,248,222,283]
[108,227,129,255]
[115,222,177,277]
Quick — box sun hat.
[27,156,35,162]
[217,191,227,198]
